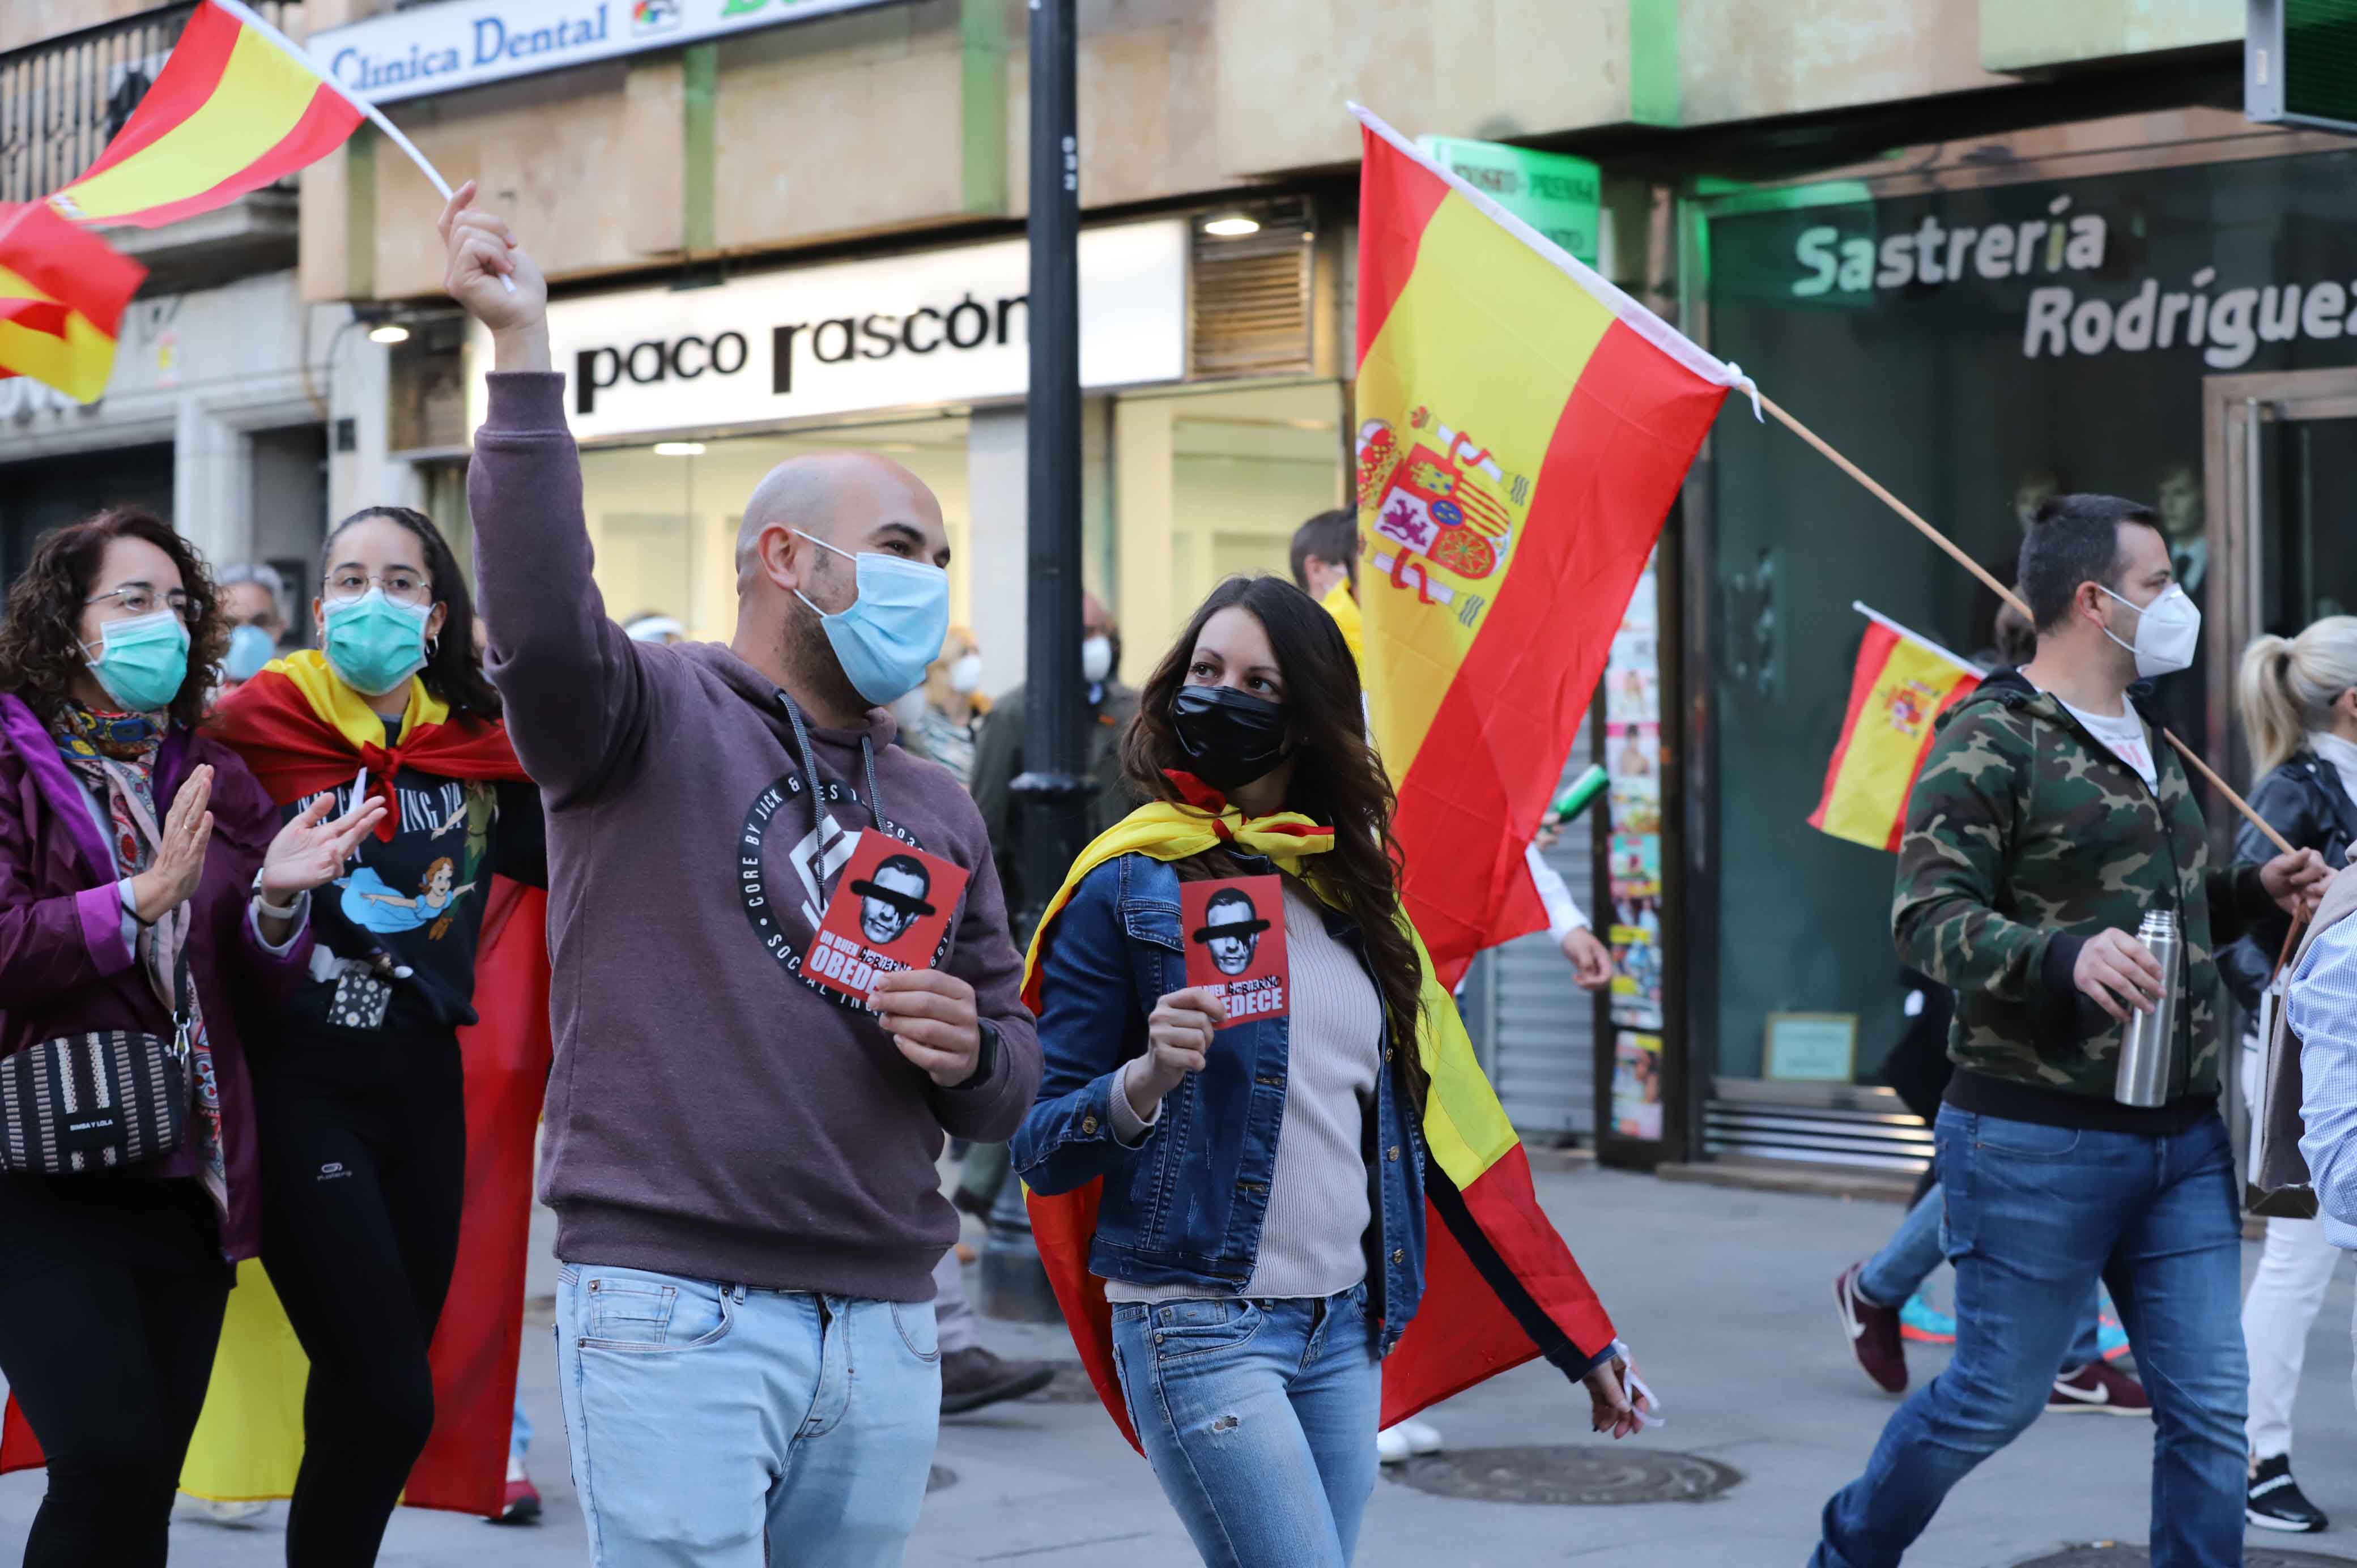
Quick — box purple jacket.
[0,693,310,1259]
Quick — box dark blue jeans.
[1859,1182,2107,1369]
[1815,1106,2247,1568]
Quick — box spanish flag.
[48,0,364,230]
[1808,604,1984,851]
[1351,106,1743,985]
[0,655,552,1518]
[0,201,146,403]
[1022,791,1620,1451]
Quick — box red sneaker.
[2049,1361,2151,1416]
[1833,1263,1908,1394]
[492,1470,542,1525]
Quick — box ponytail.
[2238,616,2357,777]
[2240,635,2303,777]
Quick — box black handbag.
[0,945,191,1175]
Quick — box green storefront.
[1669,110,2357,1172]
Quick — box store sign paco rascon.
[465,221,1188,443]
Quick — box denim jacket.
[1011,851,1427,1356]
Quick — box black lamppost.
[980,0,1083,1326]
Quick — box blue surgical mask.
[322,587,432,697]
[792,530,950,707]
[82,609,191,714]
[224,623,278,683]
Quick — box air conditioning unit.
[2247,0,2357,134]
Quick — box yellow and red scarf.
[210,650,526,835]
[1022,791,1618,1451]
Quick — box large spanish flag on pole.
[1351,106,1746,985]
[1807,604,1985,852]
[0,202,146,403]
[46,0,365,229]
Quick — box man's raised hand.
[440,181,550,368]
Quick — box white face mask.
[947,651,984,694]
[2098,582,2201,679]
[1081,634,1113,685]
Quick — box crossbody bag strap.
[168,938,193,1061]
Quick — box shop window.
[1700,146,2357,1088]
[1114,381,1345,662]
[573,414,973,645]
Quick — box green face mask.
[322,588,432,697]
[83,609,190,713]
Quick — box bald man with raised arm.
[441,186,1040,1566]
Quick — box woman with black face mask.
[1011,575,1643,1567]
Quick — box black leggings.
[0,1176,229,1568]
[255,1026,465,1567]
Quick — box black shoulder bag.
[0,945,192,1174]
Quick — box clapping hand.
[130,766,214,924]
[261,792,388,902]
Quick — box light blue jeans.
[1109,1284,1381,1568]
[1815,1109,2247,1568]
[555,1263,942,1567]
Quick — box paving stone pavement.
[2,1163,2351,1566]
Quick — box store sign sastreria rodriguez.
[465,220,1189,442]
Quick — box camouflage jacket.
[1892,670,2272,1114]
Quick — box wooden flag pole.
[2163,730,2295,855]
[1756,391,2298,859]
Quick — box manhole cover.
[2015,1548,2355,1567]
[1389,1445,1739,1506]
[1024,1362,1101,1404]
[926,1465,955,1494]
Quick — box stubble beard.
[780,578,870,719]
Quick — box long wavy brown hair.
[1122,575,1428,1102]
[0,508,224,731]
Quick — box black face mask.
[1169,683,1290,792]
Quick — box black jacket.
[2222,749,2357,1012]
[968,681,1142,936]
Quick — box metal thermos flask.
[2112,909,2182,1108]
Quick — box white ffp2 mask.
[2099,583,2200,678]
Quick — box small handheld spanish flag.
[47,0,365,229]
[0,202,146,404]
[1809,604,1986,851]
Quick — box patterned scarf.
[53,704,226,1213]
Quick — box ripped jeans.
[1109,1285,1380,1568]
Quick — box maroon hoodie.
[469,372,1042,1302]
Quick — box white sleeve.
[1525,843,1588,940]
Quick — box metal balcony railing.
[0,1,303,208]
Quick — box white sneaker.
[1376,1425,1414,1465]
[192,1498,268,1524]
[1399,1418,1444,1455]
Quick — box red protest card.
[1181,875,1288,1029]
[806,835,971,1004]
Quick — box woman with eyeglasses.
[212,506,543,1565]
[0,509,380,1566]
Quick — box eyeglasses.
[86,586,195,624]
[322,569,432,608]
